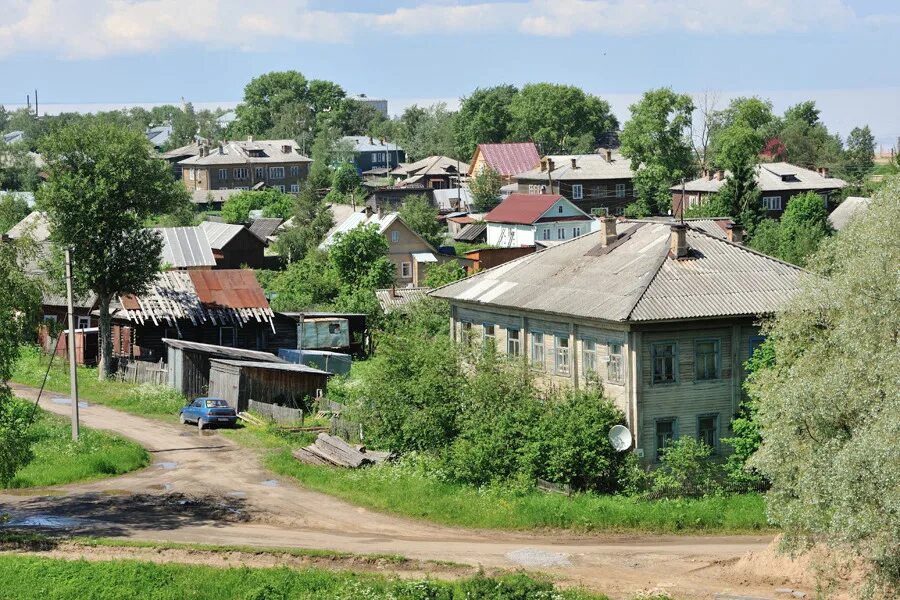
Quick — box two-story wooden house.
[342,136,406,175]
[179,138,312,193]
[431,218,803,462]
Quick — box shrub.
[114,384,187,416]
[649,438,721,498]
[0,399,34,486]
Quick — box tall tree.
[394,103,459,160]
[231,71,313,137]
[775,191,833,266]
[455,85,519,158]
[399,195,444,249]
[469,165,502,212]
[37,122,188,379]
[844,125,876,184]
[708,96,776,166]
[0,191,31,232]
[508,83,617,155]
[620,88,695,215]
[748,178,900,597]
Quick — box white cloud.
[0,0,895,59]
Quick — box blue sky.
[1,0,897,146]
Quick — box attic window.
[781,174,799,182]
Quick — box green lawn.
[0,555,607,600]
[4,405,149,489]
[11,346,184,420]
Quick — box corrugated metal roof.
[675,162,848,193]
[154,226,216,268]
[680,218,731,240]
[431,221,804,323]
[454,222,487,242]
[163,338,285,363]
[515,152,634,182]
[433,188,474,211]
[375,287,433,314]
[485,194,564,225]
[179,139,311,166]
[412,252,438,262]
[319,211,398,249]
[341,135,404,153]
[210,358,331,375]
[191,270,269,309]
[473,143,541,178]
[828,196,870,230]
[199,221,249,249]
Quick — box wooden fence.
[330,416,363,443]
[115,359,168,385]
[248,399,304,426]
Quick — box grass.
[3,405,149,489]
[0,555,608,600]
[11,346,185,420]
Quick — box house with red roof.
[468,142,541,183]
[484,193,595,248]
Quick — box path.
[1,383,798,599]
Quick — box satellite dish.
[608,425,632,452]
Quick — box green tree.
[469,166,502,212]
[398,195,444,249]
[620,88,695,214]
[747,218,782,257]
[508,83,617,154]
[326,98,387,136]
[717,161,764,233]
[776,191,832,266]
[0,191,31,232]
[329,224,395,290]
[273,188,334,264]
[331,161,361,197]
[748,178,900,597]
[455,85,519,158]
[0,140,42,191]
[708,96,777,164]
[37,122,188,379]
[267,250,340,312]
[844,125,876,184]
[221,189,294,224]
[394,103,458,160]
[423,259,466,288]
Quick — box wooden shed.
[207,359,331,412]
[165,339,285,400]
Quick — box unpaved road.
[1,383,806,599]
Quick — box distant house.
[671,162,847,218]
[454,222,487,244]
[198,221,266,269]
[160,141,202,180]
[3,131,25,144]
[828,196,871,230]
[432,187,473,213]
[468,142,541,183]
[392,156,469,190]
[216,111,237,129]
[513,150,636,216]
[188,189,244,211]
[462,246,534,273]
[320,208,472,286]
[248,218,284,245]
[179,138,312,193]
[348,95,388,117]
[110,269,297,361]
[366,186,430,211]
[146,125,172,150]
[484,193,595,248]
[431,218,804,462]
[341,136,406,174]
[154,226,217,269]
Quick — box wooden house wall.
[216,230,266,269]
[207,362,241,408]
[238,366,329,412]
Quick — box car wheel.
[179,413,187,425]
[197,418,206,431]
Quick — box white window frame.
[255,166,264,179]
[582,338,597,378]
[607,341,624,384]
[233,167,249,179]
[76,316,91,330]
[391,230,400,243]
[290,184,300,193]
[530,331,544,370]
[217,168,228,180]
[557,228,565,240]
[290,165,300,177]
[482,323,495,348]
[616,183,626,198]
[554,335,570,376]
[572,184,583,200]
[507,328,521,356]
[460,322,472,345]
[269,166,285,179]
[528,184,541,195]
[188,168,195,181]
[762,195,782,211]
[400,261,412,278]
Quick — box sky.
[1,0,898,148]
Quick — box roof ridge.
[685,224,809,273]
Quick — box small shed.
[300,317,349,349]
[278,348,352,376]
[165,339,285,400]
[207,359,331,412]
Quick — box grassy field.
[11,346,185,420]
[0,555,608,600]
[4,405,149,489]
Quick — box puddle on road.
[155,462,177,470]
[3,515,83,529]
[505,548,572,568]
[259,480,279,487]
[1,489,65,497]
[101,489,132,496]
[50,397,89,408]
[227,491,246,497]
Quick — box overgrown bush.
[649,438,722,498]
[113,384,187,416]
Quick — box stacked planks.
[293,433,391,468]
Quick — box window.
[237,186,249,191]
[43,314,57,323]
[275,185,285,192]
[615,183,626,198]
[542,228,551,240]
[607,342,624,384]
[188,168,195,181]
[391,231,400,243]
[749,335,766,358]
[573,226,581,237]
[255,167,264,179]
[507,328,521,356]
[460,322,472,345]
[762,196,782,211]
[483,324,495,348]
[655,418,677,460]
[290,184,300,193]
[218,168,228,180]
[687,195,699,208]
[77,316,91,329]
[695,339,720,381]
[219,327,236,347]
[400,262,412,278]
[572,184,583,200]
[328,323,341,334]
[269,166,285,179]
[558,204,564,213]
[554,335,570,375]
[290,165,299,177]
[697,414,719,453]
[530,332,544,369]
[582,339,597,377]
[557,228,565,240]
[652,342,677,384]
[374,152,385,163]
[233,167,248,179]
[528,184,541,195]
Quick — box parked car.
[179,397,237,429]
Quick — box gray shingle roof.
[248,217,284,241]
[431,221,804,323]
[514,152,634,182]
[675,162,847,193]
[828,196,870,230]
[6,210,49,241]
[179,139,311,166]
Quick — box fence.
[248,399,304,426]
[115,359,168,385]
[330,416,363,443]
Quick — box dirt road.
[1,383,805,599]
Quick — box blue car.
[179,397,237,430]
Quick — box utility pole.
[64,248,80,441]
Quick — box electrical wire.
[26,333,63,429]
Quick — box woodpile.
[293,433,391,468]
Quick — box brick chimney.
[726,222,744,244]
[547,158,555,172]
[540,158,547,172]
[570,158,577,169]
[364,205,373,218]
[670,224,688,258]
[600,216,617,247]
[715,170,725,181]
[605,149,612,163]
[819,167,830,178]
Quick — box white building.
[484,194,596,248]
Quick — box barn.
[165,339,285,400]
[207,359,331,412]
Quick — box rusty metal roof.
[190,270,269,309]
[431,221,804,323]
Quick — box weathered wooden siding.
[216,230,266,269]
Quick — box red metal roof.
[448,215,475,224]
[485,194,564,225]
[476,142,540,177]
[190,270,269,309]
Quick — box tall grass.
[4,405,149,489]
[0,555,607,600]
[267,450,770,533]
